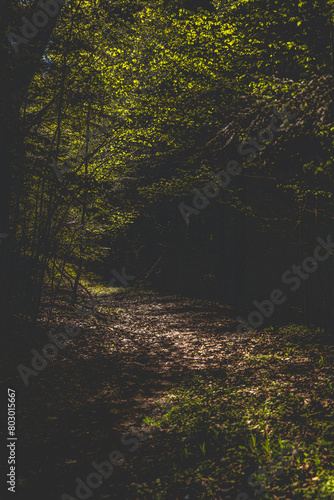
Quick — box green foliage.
[4,0,334,312]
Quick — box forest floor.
[3,285,334,500]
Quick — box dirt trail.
[6,292,247,499]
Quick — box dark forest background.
[2,2,334,500]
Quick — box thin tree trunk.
[71,101,91,304]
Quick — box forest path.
[66,291,243,431]
[6,290,334,500]
[13,290,247,499]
